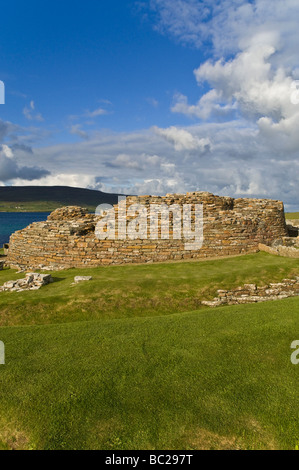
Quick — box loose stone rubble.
[5,192,289,270]
[74,276,93,283]
[201,278,299,307]
[0,273,53,292]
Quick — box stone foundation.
[6,192,288,270]
[202,278,299,307]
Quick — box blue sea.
[0,212,50,246]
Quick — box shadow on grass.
[51,277,66,283]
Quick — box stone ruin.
[5,192,289,271]
[0,273,53,293]
[201,278,299,307]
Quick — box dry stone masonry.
[259,235,299,259]
[6,192,288,271]
[201,278,299,307]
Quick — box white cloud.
[1,1,299,211]
[153,125,211,152]
[1,144,13,159]
[0,144,49,182]
[1,121,297,209]
[70,124,89,140]
[85,107,109,118]
[146,0,299,209]
[13,173,97,188]
[23,100,44,122]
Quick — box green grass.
[0,252,298,450]
[286,212,299,220]
[0,298,299,450]
[0,252,298,327]
[0,201,96,212]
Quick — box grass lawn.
[0,252,298,450]
[0,201,96,213]
[0,252,298,327]
[286,212,299,220]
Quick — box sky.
[0,0,298,210]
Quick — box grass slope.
[0,252,298,327]
[286,212,299,220]
[0,252,298,450]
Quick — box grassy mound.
[0,252,298,327]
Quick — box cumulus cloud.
[145,0,299,208]
[149,0,299,61]
[13,173,97,188]
[153,125,211,153]
[106,153,161,170]
[1,0,298,211]
[0,144,50,182]
[152,1,299,146]
[1,121,296,209]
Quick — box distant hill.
[0,186,127,212]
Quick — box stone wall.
[286,220,299,237]
[258,242,299,259]
[6,192,288,270]
[201,278,299,307]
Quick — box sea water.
[0,212,50,246]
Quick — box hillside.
[0,186,126,212]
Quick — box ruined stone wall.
[202,277,299,307]
[6,192,288,270]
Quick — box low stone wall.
[202,278,299,307]
[259,242,299,259]
[6,192,288,270]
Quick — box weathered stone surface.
[201,277,299,307]
[0,261,4,271]
[74,276,93,283]
[0,273,53,293]
[47,206,89,220]
[5,193,288,270]
[259,241,299,259]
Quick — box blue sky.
[0,0,299,210]
[1,1,205,136]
